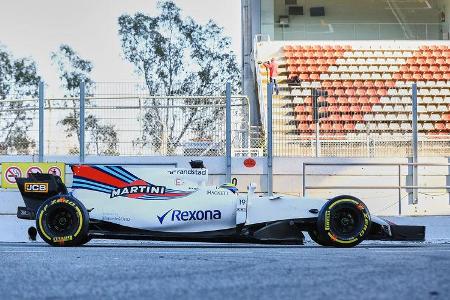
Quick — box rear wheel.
[36,195,89,246]
[315,195,371,248]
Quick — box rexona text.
[110,185,166,198]
[157,209,222,224]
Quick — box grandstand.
[242,0,450,157]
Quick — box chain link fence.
[0,82,39,155]
[264,82,450,157]
[2,82,250,157]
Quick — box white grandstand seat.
[401,123,412,130]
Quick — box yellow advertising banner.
[1,162,65,189]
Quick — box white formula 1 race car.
[16,161,425,247]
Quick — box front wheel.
[315,195,371,248]
[36,195,89,246]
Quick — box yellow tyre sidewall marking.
[325,199,370,244]
[38,205,52,241]
[39,198,84,242]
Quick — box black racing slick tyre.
[307,229,332,246]
[36,195,89,246]
[316,195,371,248]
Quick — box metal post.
[267,83,273,196]
[38,81,44,162]
[398,164,402,215]
[302,162,306,197]
[225,83,232,183]
[79,81,86,163]
[411,83,418,204]
[312,89,320,157]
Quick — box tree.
[118,0,240,154]
[51,45,118,155]
[0,45,40,154]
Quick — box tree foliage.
[0,45,40,154]
[51,45,118,155]
[118,0,240,154]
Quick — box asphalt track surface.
[1,241,450,300]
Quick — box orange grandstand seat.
[326,97,337,104]
[385,81,396,88]
[363,81,374,88]
[332,81,343,88]
[416,57,426,64]
[366,89,377,96]
[298,123,310,131]
[426,58,436,64]
[326,58,336,64]
[341,114,353,122]
[443,113,450,121]
[348,96,359,104]
[392,73,402,80]
[344,123,356,131]
[343,81,353,88]
[322,81,333,88]
[299,73,310,80]
[328,114,340,121]
[429,65,439,72]
[400,65,409,72]
[304,97,312,105]
[353,114,364,121]
[402,73,413,80]
[435,123,446,131]
[310,73,320,80]
[345,89,355,96]
[318,65,328,72]
[306,58,316,64]
[307,65,318,72]
[440,65,449,72]
[328,106,339,113]
[410,65,420,72]
[361,105,371,112]
[412,73,422,81]
[433,73,443,80]
[422,73,433,80]
[321,123,332,131]
[337,96,348,104]
[335,89,345,96]
[436,58,446,65]
[359,97,369,104]
[406,58,416,65]
[350,105,361,112]
[332,123,344,131]
[342,45,352,51]
[353,81,364,88]
[356,88,366,96]
[432,51,442,57]
[295,105,306,113]
[443,50,450,57]
[444,73,450,80]
[339,106,350,113]
[377,89,387,96]
[374,81,384,88]
[369,96,380,104]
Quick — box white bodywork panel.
[70,165,327,233]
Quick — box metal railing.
[264,22,450,41]
[302,162,450,214]
[0,82,251,161]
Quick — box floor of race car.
[1,240,449,299]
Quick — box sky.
[0,0,242,96]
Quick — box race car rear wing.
[16,173,67,220]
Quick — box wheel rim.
[47,207,75,235]
[330,205,363,238]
